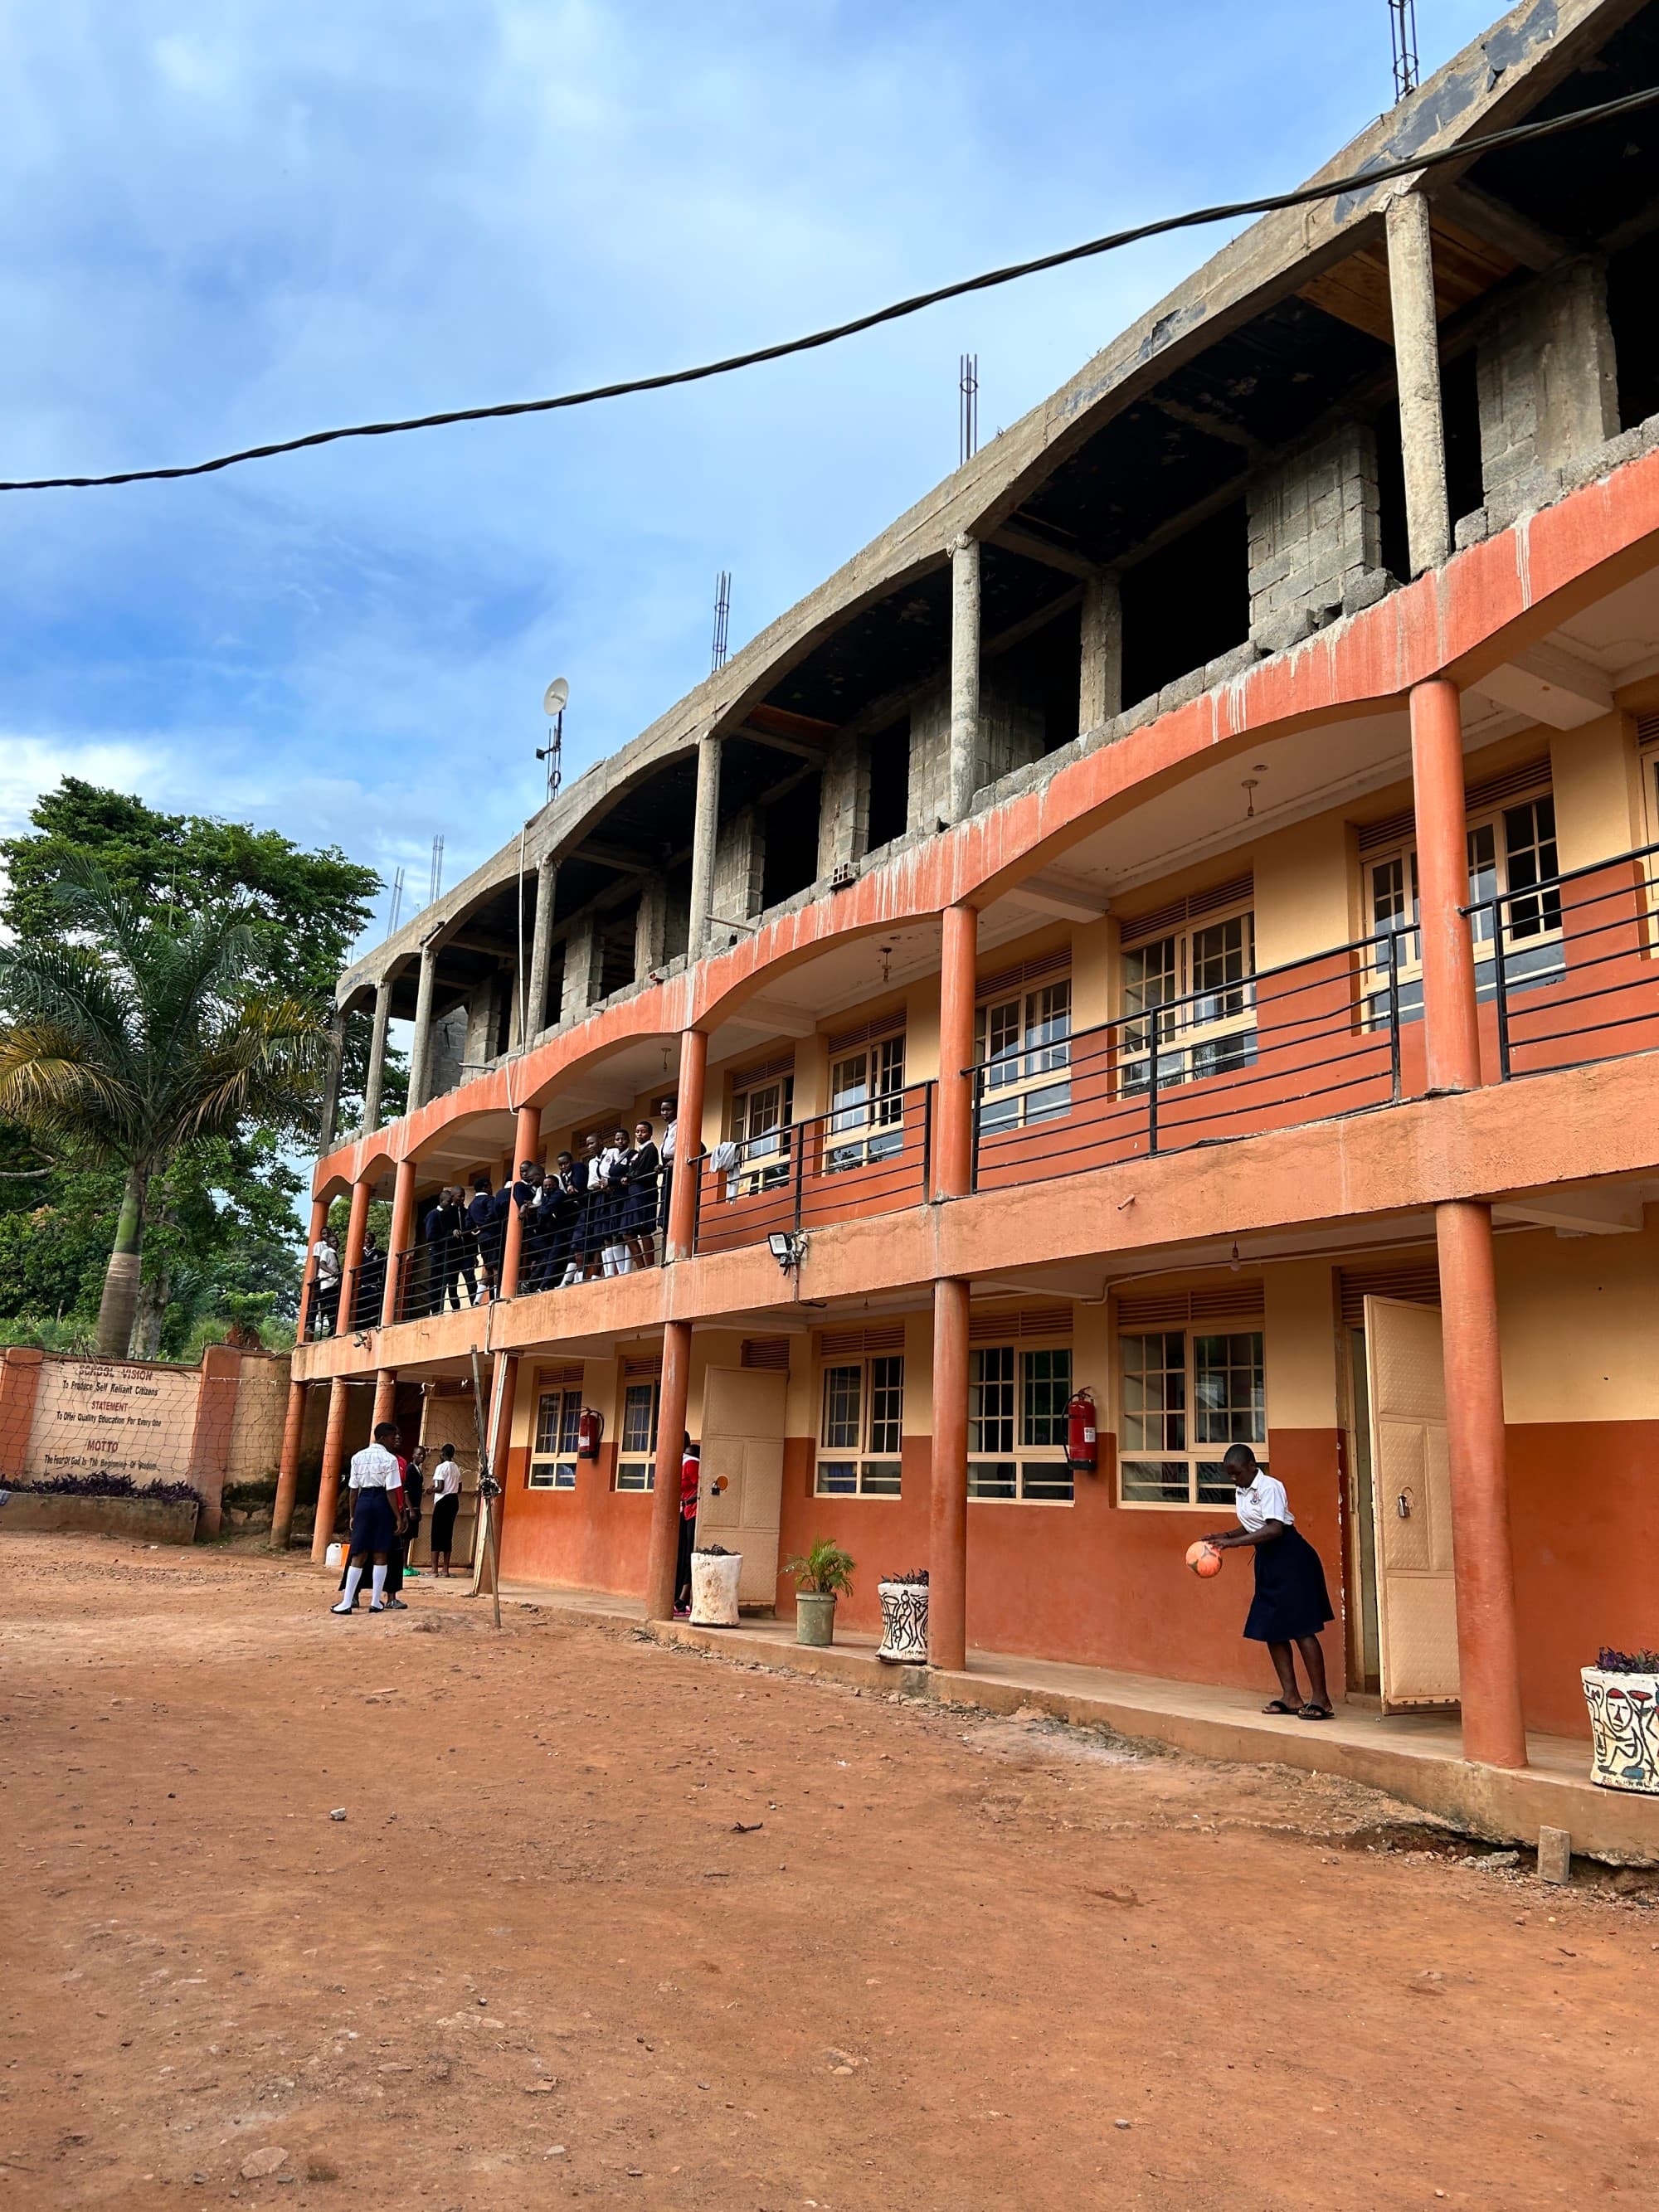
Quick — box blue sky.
[0,1,1501,949]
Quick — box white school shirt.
[431,1459,461,1500]
[1234,1473,1292,1533]
[348,1442,403,1492]
[660,1120,676,1161]
[312,1240,340,1285]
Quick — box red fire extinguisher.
[577,1407,604,1461]
[1065,1389,1098,1477]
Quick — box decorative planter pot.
[1582,1667,1659,1794]
[795,1591,837,1647]
[690,1550,743,1627]
[877,1580,930,1665]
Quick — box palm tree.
[0,854,327,1358]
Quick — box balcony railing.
[1468,839,1659,1080]
[971,934,1405,1191]
[693,1083,934,1257]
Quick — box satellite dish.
[542,678,570,718]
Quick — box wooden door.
[696,1367,788,1608]
[1363,1296,1459,1713]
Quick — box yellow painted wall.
[1496,1217,1659,1425]
[1253,816,1353,970]
[1263,1262,1340,1429]
[1550,712,1639,873]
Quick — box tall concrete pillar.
[560,915,596,1027]
[339,1178,372,1337]
[928,1276,971,1671]
[382,1158,416,1328]
[406,947,437,1114]
[362,976,394,1134]
[296,1194,328,1342]
[948,537,981,824]
[665,1028,708,1262]
[1078,572,1123,734]
[644,1319,694,1621]
[498,1103,543,1298]
[1386,191,1451,576]
[319,1008,345,1152]
[270,1378,308,1552]
[635,874,669,978]
[525,855,559,1038]
[933,902,979,1199]
[1409,677,1481,1096]
[309,1376,352,1564]
[372,1371,398,1430]
[688,733,723,956]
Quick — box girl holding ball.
[1204,1442,1335,1720]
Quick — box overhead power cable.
[5,80,1657,495]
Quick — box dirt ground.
[2,1534,1655,2211]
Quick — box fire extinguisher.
[577,1407,604,1461]
[1065,1389,1098,1477]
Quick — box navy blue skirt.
[348,1486,399,1556]
[1243,1525,1333,1642]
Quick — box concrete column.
[948,537,981,823]
[406,947,437,1114]
[309,1376,352,1563]
[270,1378,308,1552]
[372,1370,397,1432]
[296,1195,327,1342]
[0,1345,45,1481]
[644,1319,694,1621]
[1435,1199,1528,1769]
[561,915,597,1027]
[665,1028,708,1262]
[1078,572,1123,733]
[362,976,394,1134]
[928,1276,971,1670]
[339,1178,372,1336]
[498,1104,543,1298]
[1409,677,1481,1095]
[318,1009,345,1153]
[933,902,979,1199]
[382,1158,416,1328]
[525,856,559,1038]
[688,733,723,955]
[1386,191,1451,576]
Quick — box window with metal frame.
[528,1388,581,1490]
[825,1033,907,1171]
[1365,790,1562,1021]
[967,1343,1074,1503]
[1121,909,1256,1093]
[731,1066,794,1193]
[615,1378,660,1491]
[815,1354,904,1496]
[975,976,1072,1132]
[1118,1329,1265,1506]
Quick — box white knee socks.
[371,1563,388,1607]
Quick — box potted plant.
[1582,1647,1659,1794]
[785,1538,855,1647]
[877,1567,929,1665]
[689,1540,743,1627]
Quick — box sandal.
[1262,1699,1297,1714]
[1297,1703,1334,1720]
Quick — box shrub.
[785,1537,855,1597]
[1597,1647,1659,1675]
[5,1471,199,1505]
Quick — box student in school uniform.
[428,1443,463,1577]
[331,1423,406,1616]
[1203,1442,1335,1720]
[674,1435,701,1619]
[624,1120,661,1271]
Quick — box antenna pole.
[959,352,979,465]
[429,834,445,906]
[711,571,732,673]
[388,864,406,935]
[1389,0,1419,100]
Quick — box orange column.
[665,1030,708,1262]
[1409,677,1481,1095]
[309,1376,353,1563]
[1436,1201,1527,1767]
[296,1196,327,1341]
[381,1159,416,1328]
[372,1371,397,1430]
[933,902,978,1198]
[498,1106,543,1299]
[645,1320,694,1620]
[339,1179,372,1334]
[928,1276,971,1670]
[270,1379,308,1551]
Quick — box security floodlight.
[768,1230,807,1273]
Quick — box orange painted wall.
[1508,1420,1659,1739]
[495,1440,654,1597]
[774,1426,1347,1699]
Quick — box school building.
[279,0,1659,1817]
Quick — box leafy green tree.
[0,855,327,1356]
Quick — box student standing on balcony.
[625,1118,660,1271]
[596,1128,632,1276]
[466,1173,500,1299]
[1203,1444,1335,1720]
[576,1132,605,1281]
[309,1225,341,1337]
[656,1094,678,1242]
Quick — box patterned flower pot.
[689,1550,743,1628]
[795,1592,837,1647]
[1582,1668,1659,1793]
[877,1580,929,1665]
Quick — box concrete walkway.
[497,1579,1657,1864]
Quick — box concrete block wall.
[1477,258,1620,528]
[464,974,507,1072]
[427,1007,468,1100]
[977,676,1048,795]
[712,806,762,923]
[560,916,598,1025]
[1248,421,1381,654]
[907,682,951,834]
[817,731,868,875]
[905,673,1045,826]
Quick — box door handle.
[1395,1489,1414,1519]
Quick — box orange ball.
[1185,1540,1223,1578]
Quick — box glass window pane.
[815,1461,858,1495]
[534,1391,564,1455]
[558,1395,582,1456]
[859,1461,902,1497]
[1020,1462,1074,1503]
[969,1346,1015,1455]
[621,1382,657,1456]
[868,1356,904,1455]
[1195,1462,1237,1505]
[967,1460,1018,1500]
[1119,1459,1192,1504]
[1192,1333,1264,1446]
[821,1364,863,1451]
[1021,1346,1072,1448]
[1120,1333,1185,1453]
